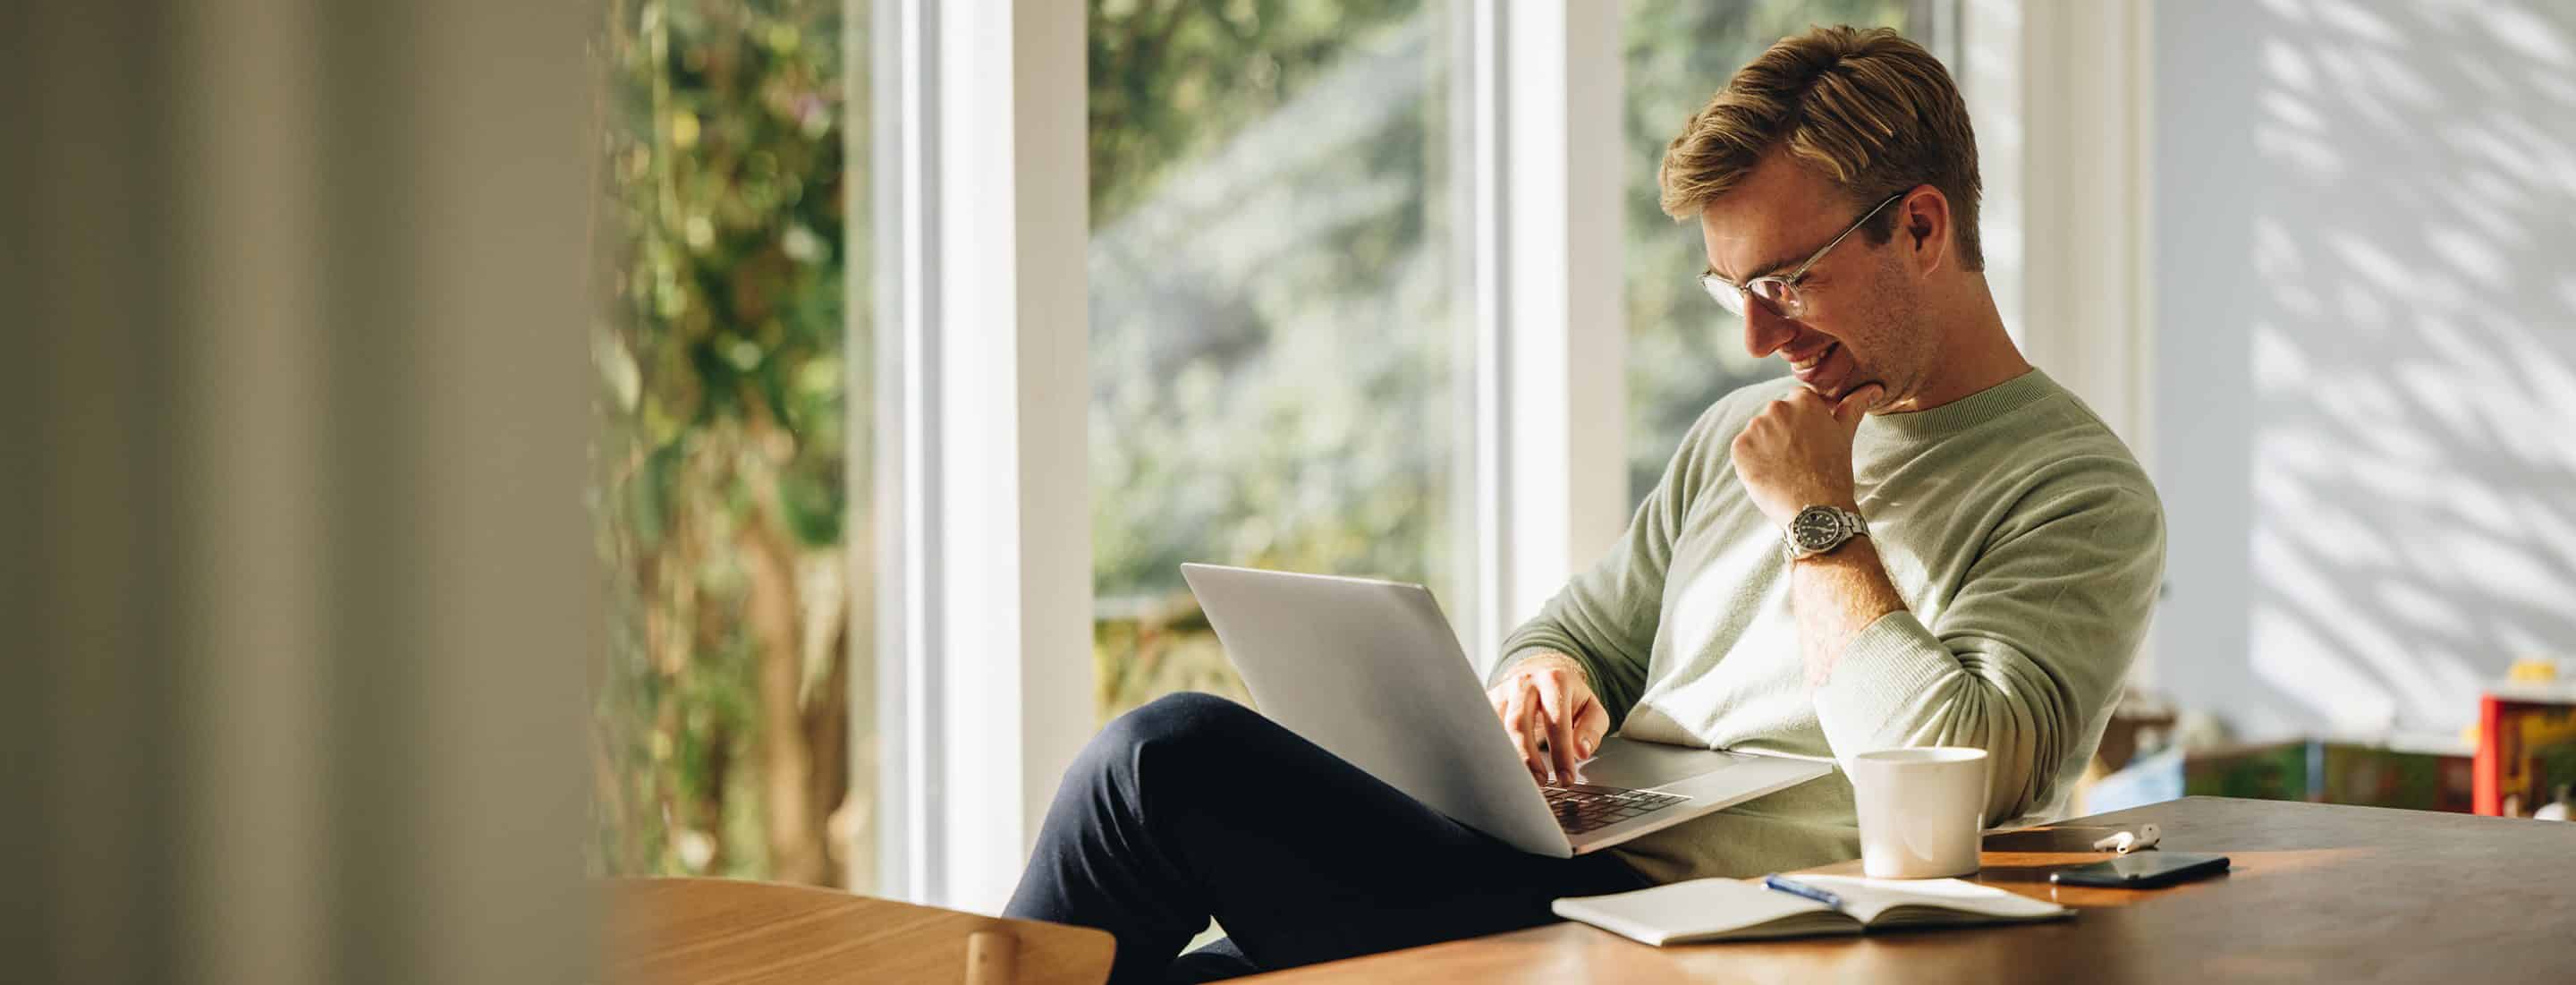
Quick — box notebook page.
[1791,876,2069,925]
[1551,878,1850,946]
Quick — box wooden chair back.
[605,877,1114,985]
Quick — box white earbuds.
[2091,823,2161,854]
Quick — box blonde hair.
[1657,25,1984,271]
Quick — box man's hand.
[1731,384,1884,524]
[1486,652,1610,785]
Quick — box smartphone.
[2048,851,2230,888]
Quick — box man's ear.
[1899,185,1949,277]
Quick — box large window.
[1623,1,1919,502]
[1087,0,1462,723]
[572,0,1980,908]
[590,0,874,892]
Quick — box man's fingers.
[1529,672,1564,722]
[1500,684,1546,780]
[1492,658,1603,785]
[1574,696,1610,759]
[1514,696,1535,778]
[1835,383,1885,426]
[1534,680,1579,782]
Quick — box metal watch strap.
[1782,505,1868,561]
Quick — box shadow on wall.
[2206,0,2576,738]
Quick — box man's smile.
[1784,341,1836,370]
[1788,340,1853,395]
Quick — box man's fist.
[1731,383,1882,524]
[1486,652,1610,785]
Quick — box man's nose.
[1741,298,1798,359]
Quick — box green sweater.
[1496,369,2164,884]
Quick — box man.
[1006,26,2164,983]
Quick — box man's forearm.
[1790,535,1908,686]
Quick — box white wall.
[2155,0,2576,741]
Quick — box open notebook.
[1552,875,2072,945]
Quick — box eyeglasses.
[1699,190,1907,321]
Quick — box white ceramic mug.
[1849,747,1990,879]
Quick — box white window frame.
[872,0,1091,913]
[1454,0,1630,670]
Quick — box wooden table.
[1247,797,2576,982]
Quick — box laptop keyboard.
[1542,783,1688,836]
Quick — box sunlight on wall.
[2160,0,2576,740]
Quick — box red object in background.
[2474,691,2576,817]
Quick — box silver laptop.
[1179,563,1832,858]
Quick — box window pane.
[1089,0,1460,724]
[1623,1,1916,503]
[591,0,875,892]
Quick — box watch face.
[1791,506,1846,551]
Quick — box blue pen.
[1762,874,1847,912]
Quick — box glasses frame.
[1699,190,1910,320]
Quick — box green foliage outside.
[590,0,867,889]
[1089,0,1450,722]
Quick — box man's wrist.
[1503,650,1589,683]
[1792,538,1884,573]
[1783,502,1870,561]
[1765,497,1861,529]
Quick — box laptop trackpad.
[1575,736,1747,790]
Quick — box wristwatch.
[1782,505,1868,562]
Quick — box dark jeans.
[1004,692,1654,984]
